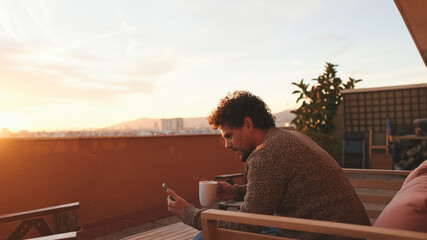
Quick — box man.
[166,91,370,239]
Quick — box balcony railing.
[0,134,243,239]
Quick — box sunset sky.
[0,0,426,132]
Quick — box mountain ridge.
[105,109,295,131]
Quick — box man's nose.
[225,139,232,148]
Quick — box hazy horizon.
[2,108,294,133]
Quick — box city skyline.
[0,108,294,137]
[0,0,426,132]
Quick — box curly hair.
[208,91,276,130]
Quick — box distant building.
[0,128,12,137]
[161,118,184,132]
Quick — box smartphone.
[162,183,175,201]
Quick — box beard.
[240,151,251,162]
[234,146,256,162]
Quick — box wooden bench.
[0,202,79,240]
[203,169,427,239]
[201,209,427,240]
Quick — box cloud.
[0,1,27,43]
[20,0,55,43]
[0,41,160,110]
[54,30,125,53]
[115,1,139,57]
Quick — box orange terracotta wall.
[0,134,243,239]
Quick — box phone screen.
[162,183,170,191]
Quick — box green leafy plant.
[291,62,361,134]
[54,211,79,233]
[301,129,341,161]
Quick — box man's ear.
[243,116,254,131]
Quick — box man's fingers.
[166,189,178,198]
[167,196,176,208]
[166,189,178,201]
[166,189,174,195]
[165,188,189,218]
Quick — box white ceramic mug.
[199,181,217,208]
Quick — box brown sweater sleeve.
[181,184,252,231]
[182,204,204,230]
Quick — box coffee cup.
[199,181,217,208]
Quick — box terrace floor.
[93,215,198,240]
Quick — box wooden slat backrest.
[357,193,394,204]
[0,202,80,223]
[349,179,404,190]
[343,169,410,220]
[201,209,427,240]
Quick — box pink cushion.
[373,160,427,232]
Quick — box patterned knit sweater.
[182,128,370,239]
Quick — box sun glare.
[0,113,22,132]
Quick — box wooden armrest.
[0,202,79,223]
[215,173,244,185]
[215,173,244,180]
[343,168,411,176]
[201,209,427,240]
[25,232,77,240]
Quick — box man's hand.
[217,181,236,201]
[166,189,189,218]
